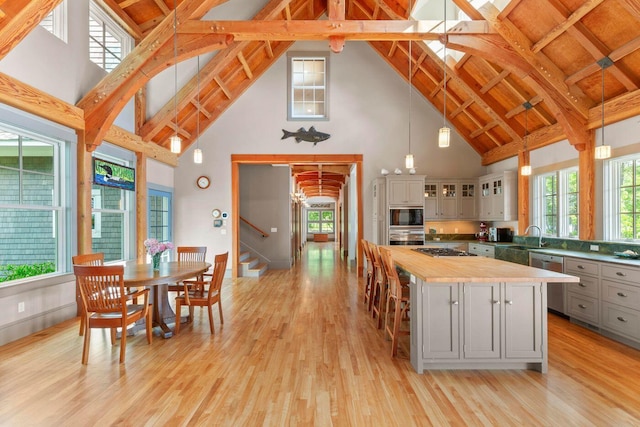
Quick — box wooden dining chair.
[168,246,207,296]
[361,239,375,311]
[369,242,388,329]
[174,252,228,335]
[72,253,104,336]
[380,247,411,357]
[73,264,152,364]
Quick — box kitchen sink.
[505,245,533,250]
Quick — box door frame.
[231,154,363,278]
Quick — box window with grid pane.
[307,209,334,234]
[287,53,329,120]
[533,168,578,238]
[89,1,131,72]
[605,155,640,241]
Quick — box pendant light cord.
[196,56,200,147]
[442,0,447,128]
[408,38,412,156]
[173,0,178,137]
[601,64,605,147]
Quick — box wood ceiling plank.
[237,52,253,79]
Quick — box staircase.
[239,249,268,278]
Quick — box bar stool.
[361,239,375,311]
[380,247,411,357]
[369,242,387,329]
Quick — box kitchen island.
[387,246,580,373]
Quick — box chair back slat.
[369,242,386,286]
[177,246,207,263]
[72,253,104,266]
[208,252,228,301]
[74,265,126,314]
[361,240,374,276]
[380,247,401,299]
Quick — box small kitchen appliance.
[477,222,488,242]
[488,227,514,242]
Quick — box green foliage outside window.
[0,262,55,283]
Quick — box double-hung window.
[307,209,334,234]
[604,154,640,241]
[532,167,579,238]
[287,52,329,120]
[0,125,64,283]
[89,1,132,72]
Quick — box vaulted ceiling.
[3,0,640,199]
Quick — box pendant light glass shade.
[193,148,203,164]
[170,135,181,153]
[595,144,611,160]
[405,154,414,169]
[520,165,532,176]
[438,127,450,147]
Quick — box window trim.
[287,52,330,121]
[604,153,640,242]
[39,0,68,42]
[532,166,579,238]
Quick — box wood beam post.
[579,135,596,240]
[76,131,93,255]
[517,151,530,235]
[136,152,148,262]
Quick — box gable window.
[532,167,578,238]
[40,0,67,42]
[604,154,640,241]
[89,1,132,72]
[0,125,65,283]
[287,52,329,120]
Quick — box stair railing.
[240,216,270,238]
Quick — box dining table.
[123,260,211,338]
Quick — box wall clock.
[196,175,210,189]
[211,209,221,218]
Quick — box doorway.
[231,154,363,278]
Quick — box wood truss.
[1,0,640,200]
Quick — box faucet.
[524,225,544,248]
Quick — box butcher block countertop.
[386,246,580,283]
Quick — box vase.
[152,253,161,271]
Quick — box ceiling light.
[595,57,613,160]
[170,0,181,154]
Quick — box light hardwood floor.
[1,243,640,426]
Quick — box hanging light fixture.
[595,57,613,160]
[520,101,532,176]
[405,4,414,171]
[170,0,181,154]
[438,0,450,148]
[193,55,203,164]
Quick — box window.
[91,154,134,262]
[287,52,329,120]
[307,209,334,234]
[0,126,65,283]
[605,154,640,241]
[148,188,173,261]
[40,0,67,42]
[89,1,132,71]
[533,167,578,238]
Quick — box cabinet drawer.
[601,263,640,284]
[601,302,640,340]
[565,275,599,298]
[566,292,599,325]
[565,258,599,276]
[601,280,640,310]
[469,244,495,257]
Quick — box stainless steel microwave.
[389,208,424,227]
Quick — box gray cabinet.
[424,179,477,220]
[479,171,516,221]
[469,243,495,258]
[565,258,600,325]
[372,178,387,244]
[387,176,424,206]
[411,279,546,372]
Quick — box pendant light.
[438,0,450,148]
[169,0,181,154]
[405,35,415,170]
[520,102,532,176]
[595,57,613,160]
[193,55,203,164]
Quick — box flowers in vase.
[144,238,174,256]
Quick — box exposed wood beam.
[180,19,494,41]
[0,0,62,60]
[94,0,144,40]
[328,0,346,53]
[237,52,253,79]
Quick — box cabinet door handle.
[616,271,627,277]
[617,316,628,323]
[452,301,459,305]
[617,292,628,298]
[493,300,500,305]
[578,283,587,287]
[578,304,587,309]
[505,300,513,305]
[577,265,585,269]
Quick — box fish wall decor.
[281,127,330,145]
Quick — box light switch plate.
[590,244,599,251]
[271,228,277,232]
